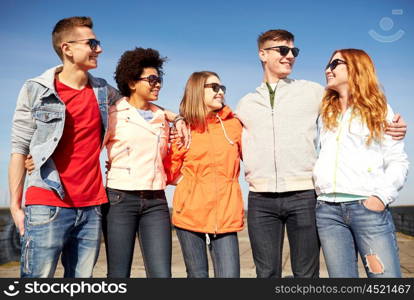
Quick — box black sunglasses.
[326,59,347,71]
[137,75,163,87]
[204,83,226,94]
[263,45,300,57]
[66,38,101,51]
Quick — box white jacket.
[105,98,169,190]
[313,105,409,206]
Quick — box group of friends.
[9,16,409,278]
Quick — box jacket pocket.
[33,109,63,123]
[32,109,63,143]
[174,192,186,213]
[174,178,195,213]
[110,147,131,160]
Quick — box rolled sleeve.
[11,83,36,155]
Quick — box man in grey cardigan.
[236,29,407,278]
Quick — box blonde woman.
[164,71,244,278]
[313,49,409,278]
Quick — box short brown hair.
[257,29,294,49]
[52,16,93,60]
[179,71,220,132]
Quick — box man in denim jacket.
[9,16,121,278]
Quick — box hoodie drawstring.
[205,233,211,245]
[216,115,234,145]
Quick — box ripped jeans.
[316,200,401,278]
[20,205,102,278]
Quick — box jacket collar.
[29,65,104,91]
[116,97,166,134]
[256,78,294,99]
[207,105,234,123]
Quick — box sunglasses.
[326,59,347,71]
[204,83,226,94]
[263,45,300,57]
[66,38,101,51]
[137,75,163,87]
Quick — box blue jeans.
[316,200,401,278]
[20,205,102,278]
[175,227,240,278]
[247,190,320,278]
[102,188,172,278]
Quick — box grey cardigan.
[236,79,324,193]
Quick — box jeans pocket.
[248,191,265,200]
[106,188,124,206]
[94,206,103,218]
[22,236,32,275]
[27,205,60,226]
[361,200,386,214]
[315,200,324,209]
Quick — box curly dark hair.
[114,47,167,97]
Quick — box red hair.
[321,49,388,144]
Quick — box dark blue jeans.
[102,188,172,278]
[175,227,240,278]
[247,190,320,278]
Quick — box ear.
[128,81,136,92]
[61,43,73,59]
[258,48,267,63]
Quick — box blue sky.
[0,0,413,206]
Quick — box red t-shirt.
[25,79,108,207]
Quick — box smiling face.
[325,52,349,93]
[259,39,296,80]
[203,75,224,112]
[129,67,161,101]
[61,26,102,71]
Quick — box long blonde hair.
[179,71,219,132]
[321,49,388,144]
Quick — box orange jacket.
[164,105,244,234]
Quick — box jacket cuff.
[171,138,188,157]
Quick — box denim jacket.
[10,65,121,199]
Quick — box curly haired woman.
[102,47,172,278]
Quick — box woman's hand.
[363,196,386,212]
[25,154,35,175]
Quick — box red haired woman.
[313,49,409,277]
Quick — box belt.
[318,199,365,205]
[134,190,165,199]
